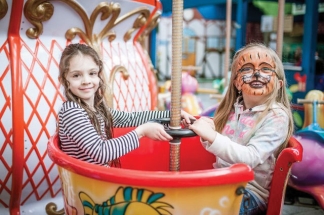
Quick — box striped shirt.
[58,101,170,165]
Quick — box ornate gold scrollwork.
[123,8,150,42]
[23,0,159,112]
[137,11,161,46]
[106,65,129,107]
[24,0,54,39]
[24,0,151,50]
[45,202,65,215]
[64,2,120,54]
[0,0,8,19]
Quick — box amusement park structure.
[0,0,323,215]
[1,0,163,213]
[157,0,324,97]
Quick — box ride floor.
[195,79,324,215]
[283,186,324,215]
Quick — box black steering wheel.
[149,118,197,138]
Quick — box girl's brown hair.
[213,43,294,152]
[58,43,114,139]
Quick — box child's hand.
[180,110,196,127]
[188,117,216,143]
[135,122,173,141]
[200,117,215,130]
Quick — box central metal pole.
[169,0,183,171]
[224,0,232,87]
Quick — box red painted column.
[8,0,24,214]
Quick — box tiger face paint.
[233,48,276,96]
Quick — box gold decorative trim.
[45,202,65,215]
[24,0,151,52]
[0,0,8,19]
[137,11,161,46]
[123,8,150,42]
[23,0,159,109]
[24,0,54,38]
[107,65,129,107]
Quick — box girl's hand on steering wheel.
[135,122,173,141]
[180,110,196,127]
[188,117,216,143]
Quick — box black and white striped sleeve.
[110,109,171,127]
[59,102,140,164]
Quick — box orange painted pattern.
[0,39,12,208]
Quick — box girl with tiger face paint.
[189,43,294,215]
[233,47,279,97]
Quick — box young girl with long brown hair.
[58,43,194,166]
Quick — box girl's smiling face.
[66,54,100,107]
[233,47,277,97]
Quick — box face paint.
[242,72,271,84]
[233,48,276,96]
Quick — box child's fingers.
[180,110,196,124]
[154,124,173,141]
[181,117,196,127]
[162,132,173,141]
[200,117,215,129]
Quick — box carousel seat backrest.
[266,136,303,215]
